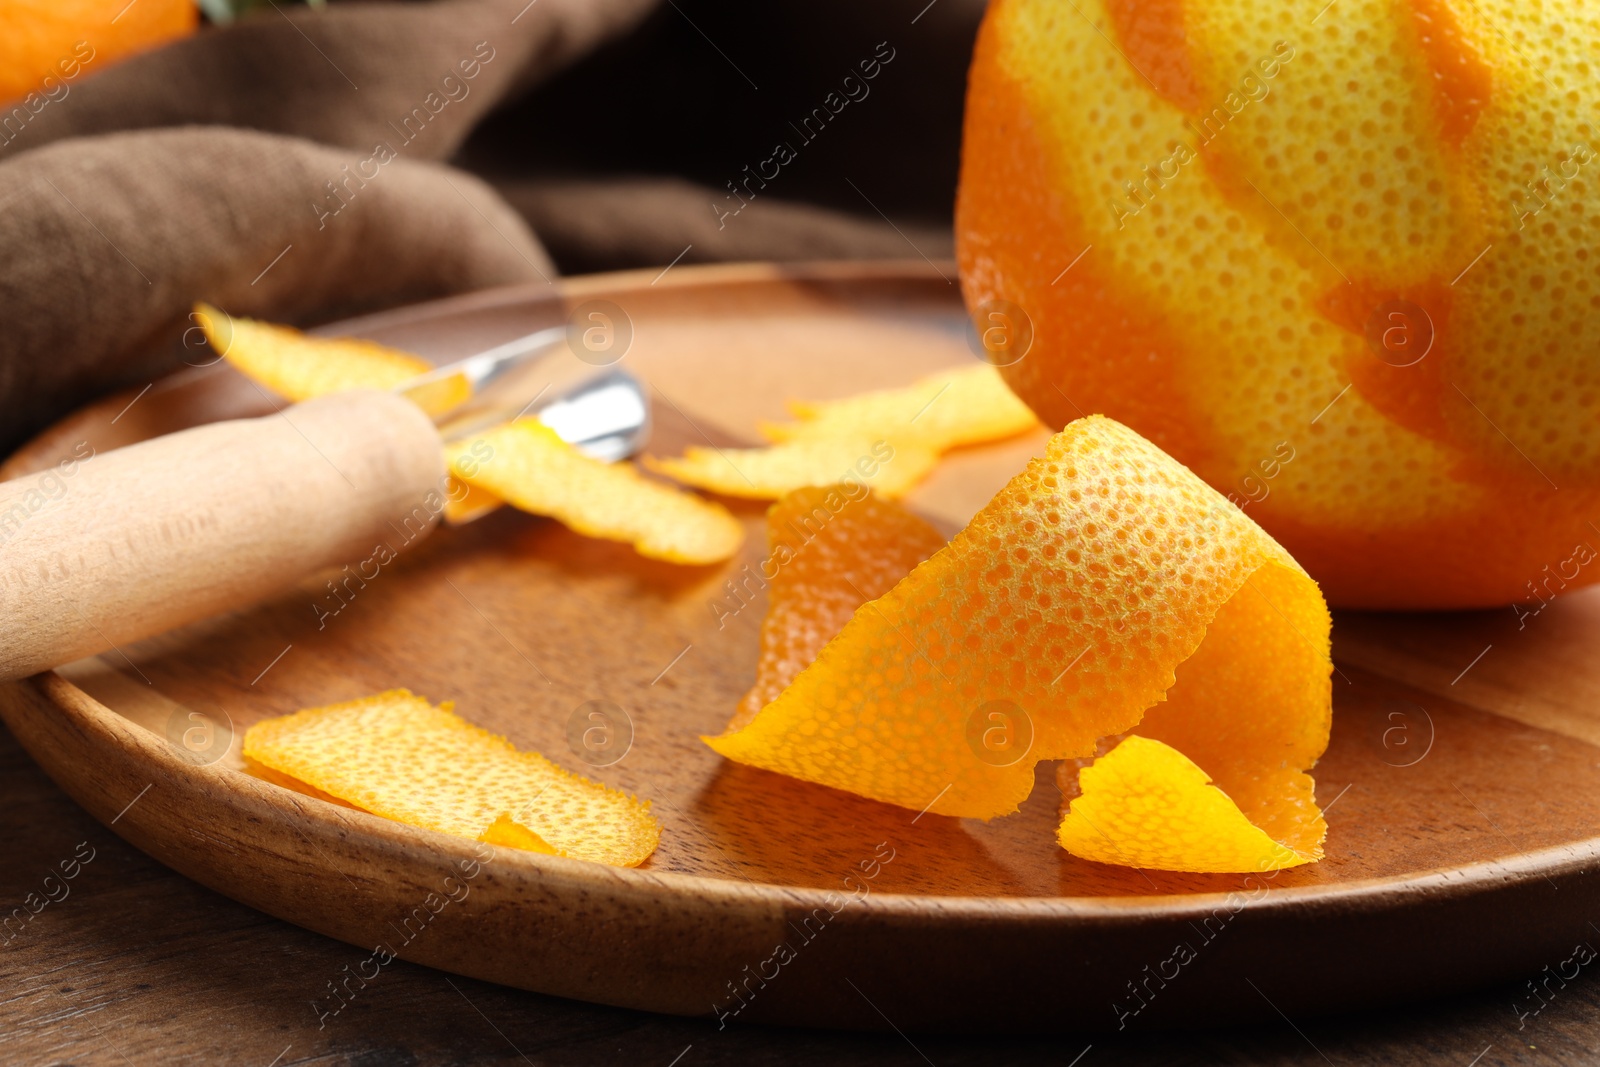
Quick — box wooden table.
[0,718,1581,1065]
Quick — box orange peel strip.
[651,365,1039,502]
[706,415,1330,871]
[448,419,744,565]
[1058,736,1316,873]
[242,689,659,868]
[760,364,1040,451]
[441,477,508,525]
[730,485,947,731]
[195,303,433,402]
[645,438,938,501]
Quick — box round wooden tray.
[4,261,1599,1033]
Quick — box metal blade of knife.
[393,326,652,524]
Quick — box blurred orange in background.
[0,0,197,107]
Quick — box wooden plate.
[4,262,1599,1034]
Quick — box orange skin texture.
[244,689,660,868]
[721,472,1327,871]
[199,304,743,566]
[197,304,434,402]
[0,0,196,106]
[649,365,1040,502]
[730,486,947,731]
[708,417,1331,840]
[957,0,1600,608]
[1058,735,1318,872]
[448,420,745,566]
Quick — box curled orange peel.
[242,689,659,868]
[447,419,744,565]
[705,415,1330,872]
[654,365,1039,500]
[731,485,947,732]
[195,303,436,403]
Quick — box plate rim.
[18,666,1600,925]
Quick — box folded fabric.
[0,126,549,451]
[5,0,657,161]
[0,0,981,448]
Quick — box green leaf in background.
[195,0,327,23]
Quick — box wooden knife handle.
[0,390,446,682]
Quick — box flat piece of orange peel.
[654,365,1039,500]
[198,302,741,565]
[706,415,1330,872]
[243,689,659,868]
[647,438,938,501]
[761,364,1040,451]
[195,303,435,403]
[447,419,743,565]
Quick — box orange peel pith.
[448,419,744,565]
[242,689,659,868]
[731,485,948,731]
[653,365,1039,501]
[706,415,1330,871]
[196,303,432,402]
[1058,735,1316,872]
[441,477,507,525]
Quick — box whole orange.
[0,0,196,108]
[957,0,1600,609]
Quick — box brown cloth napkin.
[0,0,980,450]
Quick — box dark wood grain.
[2,717,1592,1065]
[4,262,1600,1040]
